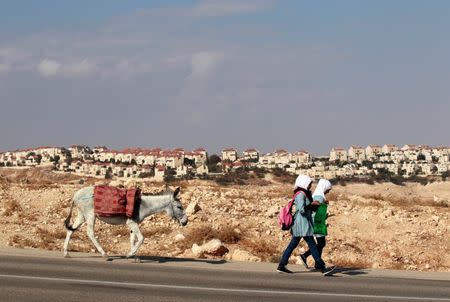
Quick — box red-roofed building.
[365,145,382,159]
[292,150,311,163]
[382,144,398,154]
[330,147,348,161]
[243,148,259,161]
[348,146,366,161]
[222,148,238,162]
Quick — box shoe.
[322,266,336,276]
[299,254,309,269]
[277,266,293,274]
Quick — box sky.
[1,0,449,156]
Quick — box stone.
[174,233,185,242]
[231,249,261,262]
[266,205,279,218]
[186,201,201,215]
[191,239,229,257]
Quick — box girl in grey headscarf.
[277,175,335,276]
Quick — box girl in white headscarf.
[277,175,335,275]
[299,179,332,269]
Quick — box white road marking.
[0,273,449,301]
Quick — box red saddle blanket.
[94,185,140,218]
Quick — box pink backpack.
[278,191,303,231]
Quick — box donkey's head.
[167,187,188,226]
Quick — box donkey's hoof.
[101,253,109,258]
[63,253,70,258]
[126,253,136,259]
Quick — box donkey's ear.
[173,187,181,197]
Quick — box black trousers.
[303,236,326,258]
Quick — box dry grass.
[333,258,371,269]
[177,225,216,250]
[389,196,448,208]
[2,197,21,216]
[9,226,78,251]
[177,224,245,251]
[9,234,38,248]
[0,167,88,189]
[363,193,385,201]
[33,227,66,250]
[111,227,131,237]
[240,237,281,262]
[386,261,405,270]
[141,225,172,238]
[215,224,246,244]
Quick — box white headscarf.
[313,179,332,200]
[294,174,312,190]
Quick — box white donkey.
[63,186,187,258]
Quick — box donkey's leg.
[126,219,144,257]
[129,229,136,253]
[63,213,86,258]
[86,215,108,258]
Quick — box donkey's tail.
[64,199,79,232]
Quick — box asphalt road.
[0,247,449,302]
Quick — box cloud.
[64,59,97,76]
[189,51,223,79]
[37,59,61,76]
[0,63,10,73]
[37,58,96,77]
[193,0,275,17]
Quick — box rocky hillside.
[0,168,449,271]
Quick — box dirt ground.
[0,167,449,271]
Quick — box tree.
[65,152,73,165]
[105,167,113,179]
[138,172,153,178]
[130,159,137,165]
[207,154,222,173]
[361,160,373,169]
[431,165,438,174]
[50,155,60,163]
[164,168,177,182]
[184,158,196,167]
[417,154,426,161]
[35,154,42,164]
[207,154,221,165]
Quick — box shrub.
[2,198,21,216]
[240,237,280,261]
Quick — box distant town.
[1,144,449,182]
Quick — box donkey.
[63,186,187,258]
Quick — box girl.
[277,175,335,276]
[299,178,332,268]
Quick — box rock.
[202,239,228,255]
[191,239,229,257]
[174,233,185,242]
[186,201,201,215]
[231,249,261,262]
[380,209,394,218]
[266,205,279,218]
